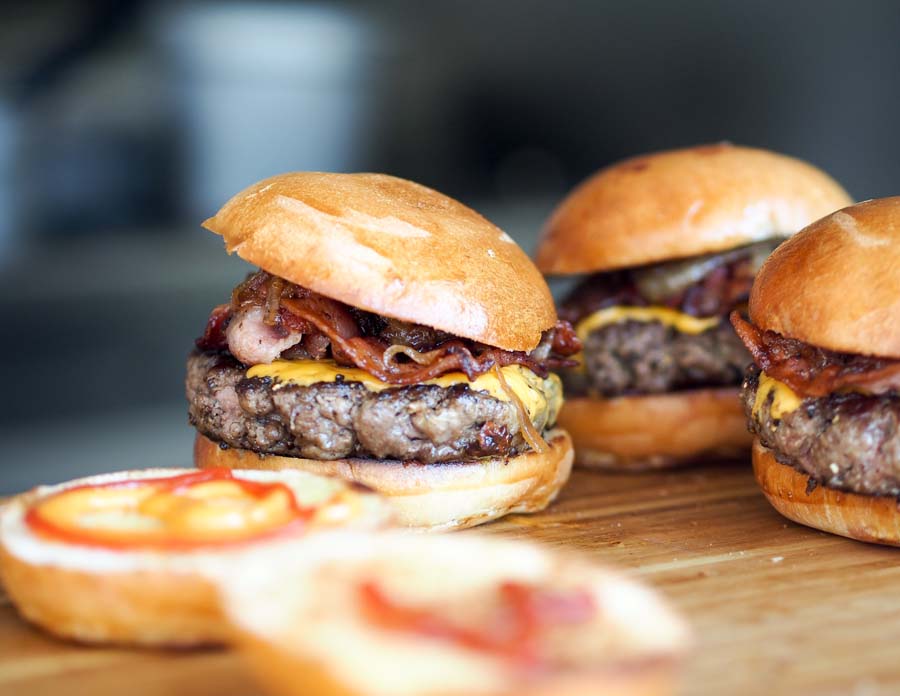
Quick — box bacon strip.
[280,297,577,385]
[199,271,580,385]
[195,304,232,352]
[730,312,900,398]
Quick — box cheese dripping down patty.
[247,359,563,432]
[752,371,803,420]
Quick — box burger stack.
[1,151,896,696]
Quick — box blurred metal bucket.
[155,2,380,218]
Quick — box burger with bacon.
[187,172,580,530]
[535,143,851,469]
[732,197,900,545]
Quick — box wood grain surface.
[2,464,899,696]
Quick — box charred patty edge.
[741,365,900,498]
[564,318,749,398]
[186,351,557,464]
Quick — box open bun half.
[752,440,900,546]
[194,431,573,531]
[218,531,691,696]
[536,143,852,274]
[0,468,392,646]
[749,196,900,358]
[202,172,556,352]
[555,389,751,470]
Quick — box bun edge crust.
[233,630,684,696]
[536,144,853,274]
[753,441,900,546]
[749,197,900,358]
[0,545,224,646]
[203,172,558,352]
[0,467,390,646]
[194,430,574,531]
[556,389,752,470]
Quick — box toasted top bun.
[749,197,900,358]
[219,531,690,696]
[536,143,852,274]
[0,468,392,574]
[203,172,557,352]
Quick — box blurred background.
[1,0,899,492]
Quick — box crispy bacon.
[550,319,581,356]
[195,304,232,352]
[198,270,580,385]
[283,296,570,383]
[731,312,900,398]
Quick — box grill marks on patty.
[186,352,551,463]
[741,366,900,497]
[566,320,749,398]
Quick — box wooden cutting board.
[2,464,899,696]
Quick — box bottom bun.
[236,633,680,696]
[0,545,221,646]
[195,430,573,531]
[555,389,751,471]
[752,441,900,546]
[0,468,391,646]
[219,531,690,696]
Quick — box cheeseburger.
[732,197,900,545]
[535,143,851,469]
[187,173,580,530]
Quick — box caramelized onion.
[264,276,284,325]
[382,344,445,367]
[634,239,781,303]
[231,271,268,310]
[492,364,548,454]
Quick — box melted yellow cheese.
[36,479,295,544]
[574,306,720,342]
[247,360,562,426]
[752,371,802,420]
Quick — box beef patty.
[187,352,556,463]
[742,366,900,497]
[568,320,749,397]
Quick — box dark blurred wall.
[372,0,900,203]
[0,0,898,489]
[4,0,900,238]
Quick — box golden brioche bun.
[556,389,751,470]
[194,431,573,531]
[749,196,900,358]
[536,143,852,274]
[0,468,392,646]
[217,531,691,696]
[752,441,900,546]
[202,172,556,352]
